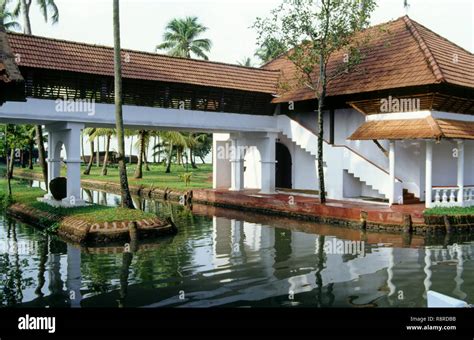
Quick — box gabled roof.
[263,16,474,103]
[348,117,474,141]
[6,32,279,94]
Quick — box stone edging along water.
[7,202,177,244]
[13,170,474,235]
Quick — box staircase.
[277,115,403,200]
[403,189,421,204]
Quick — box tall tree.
[89,128,115,176]
[254,37,287,64]
[156,16,212,60]
[82,128,95,175]
[12,0,59,191]
[134,130,148,179]
[113,0,134,209]
[255,0,376,203]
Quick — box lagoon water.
[1,182,473,308]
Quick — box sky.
[9,0,474,65]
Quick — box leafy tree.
[254,0,376,203]
[89,128,115,176]
[156,16,212,60]
[254,37,287,64]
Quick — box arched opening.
[275,142,292,189]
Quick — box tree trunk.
[113,0,134,209]
[21,0,32,35]
[144,148,150,171]
[129,136,133,164]
[96,136,100,167]
[134,130,144,179]
[165,143,173,173]
[28,140,34,169]
[8,148,14,180]
[153,136,157,163]
[101,134,111,176]
[190,148,197,169]
[81,131,85,161]
[83,140,94,175]
[6,148,13,196]
[35,125,48,191]
[200,156,206,164]
[317,56,327,204]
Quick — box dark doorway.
[275,142,292,189]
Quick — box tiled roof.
[263,16,474,103]
[6,32,279,94]
[348,117,474,140]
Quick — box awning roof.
[348,116,474,140]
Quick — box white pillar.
[259,133,277,194]
[425,141,433,208]
[229,137,245,191]
[212,133,231,189]
[63,123,85,206]
[44,128,61,199]
[457,140,464,206]
[389,141,396,205]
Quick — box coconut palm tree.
[11,0,59,190]
[89,128,115,176]
[82,128,95,175]
[0,0,21,31]
[155,16,212,60]
[254,37,286,64]
[133,129,149,179]
[113,0,134,209]
[155,131,188,173]
[237,57,254,67]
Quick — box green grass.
[424,206,474,216]
[22,163,213,191]
[0,179,155,223]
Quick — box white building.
[1,16,473,209]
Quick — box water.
[1,181,473,308]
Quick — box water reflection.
[0,181,472,308]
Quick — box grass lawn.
[20,163,213,191]
[0,179,156,223]
[424,206,474,216]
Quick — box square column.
[259,133,277,194]
[229,136,245,191]
[62,123,85,206]
[388,141,396,205]
[457,140,464,205]
[425,141,433,208]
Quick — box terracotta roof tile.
[264,16,474,103]
[6,32,279,94]
[348,117,474,140]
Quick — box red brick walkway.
[193,189,426,226]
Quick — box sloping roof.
[6,32,279,94]
[348,117,474,140]
[263,16,474,103]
